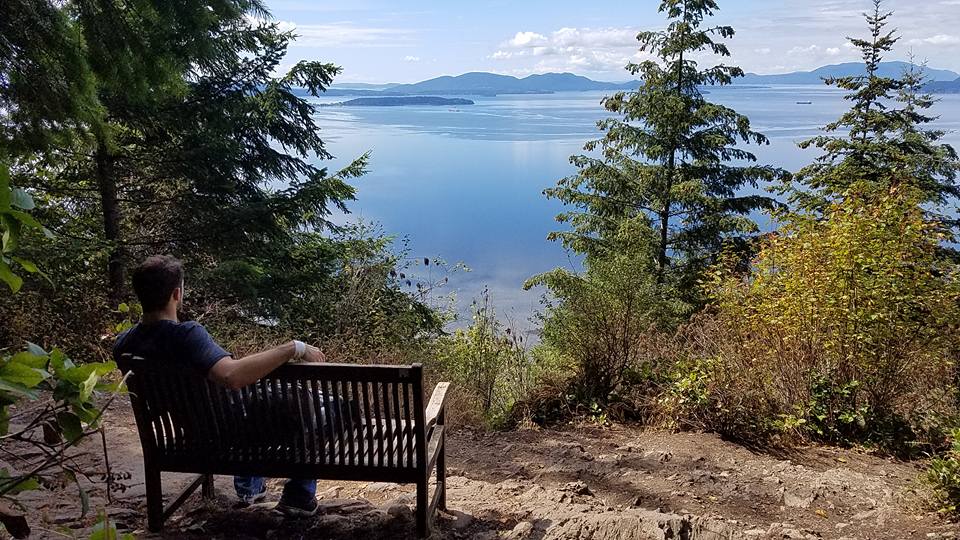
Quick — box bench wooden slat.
[361,381,376,465]
[371,382,384,467]
[391,381,403,467]
[403,382,415,469]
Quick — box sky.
[262,0,960,83]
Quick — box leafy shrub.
[526,248,689,408]
[928,428,960,515]
[0,167,119,538]
[700,185,960,451]
[432,292,532,427]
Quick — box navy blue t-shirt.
[113,320,231,375]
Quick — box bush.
[431,292,532,427]
[928,428,960,515]
[696,185,960,451]
[526,248,689,408]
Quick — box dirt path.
[14,404,959,539]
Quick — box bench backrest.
[119,356,426,473]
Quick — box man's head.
[131,255,184,314]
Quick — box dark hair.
[131,255,184,312]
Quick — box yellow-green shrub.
[703,184,960,449]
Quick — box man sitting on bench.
[113,255,325,517]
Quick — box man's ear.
[171,286,183,305]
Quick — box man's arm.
[207,341,325,390]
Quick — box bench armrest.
[424,382,450,435]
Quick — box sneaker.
[237,487,268,507]
[276,497,319,518]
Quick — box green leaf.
[0,377,38,399]
[11,257,38,273]
[0,361,48,388]
[0,258,23,293]
[0,469,41,495]
[7,210,42,229]
[79,371,98,402]
[59,361,115,386]
[79,483,90,519]
[57,411,84,442]
[10,351,48,370]
[10,188,34,211]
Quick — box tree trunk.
[95,135,124,306]
[658,3,687,284]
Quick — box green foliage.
[0,343,116,492]
[546,0,784,297]
[706,184,960,450]
[0,162,46,293]
[928,428,960,515]
[2,0,365,328]
[433,292,531,427]
[527,247,688,405]
[88,510,134,540]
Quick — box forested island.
[325,96,475,107]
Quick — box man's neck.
[142,308,178,324]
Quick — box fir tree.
[786,0,959,219]
[544,0,785,292]
[2,1,362,310]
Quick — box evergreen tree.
[2,1,361,311]
[545,0,785,292]
[785,0,959,219]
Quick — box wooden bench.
[118,356,450,538]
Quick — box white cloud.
[403,55,421,62]
[507,31,548,47]
[787,44,820,56]
[269,19,415,48]
[825,47,841,56]
[908,34,960,45]
[494,26,646,74]
[754,47,772,54]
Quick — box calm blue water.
[309,86,960,330]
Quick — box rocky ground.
[9,403,959,539]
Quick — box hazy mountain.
[740,61,959,84]
[310,72,640,97]
[926,77,960,94]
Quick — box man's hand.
[302,345,326,363]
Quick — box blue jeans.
[233,389,338,505]
[234,476,316,505]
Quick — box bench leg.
[202,474,215,499]
[437,416,446,511]
[145,466,163,532]
[416,476,429,538]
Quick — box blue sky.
[263,0,960,83]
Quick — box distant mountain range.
[316,72,639,97]
[309,62,960,98]
[741,61,959,84]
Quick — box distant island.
[303,62,960,99]
[925,77,960,94]
[325,96,475,107]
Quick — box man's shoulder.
[113,325,136,351]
